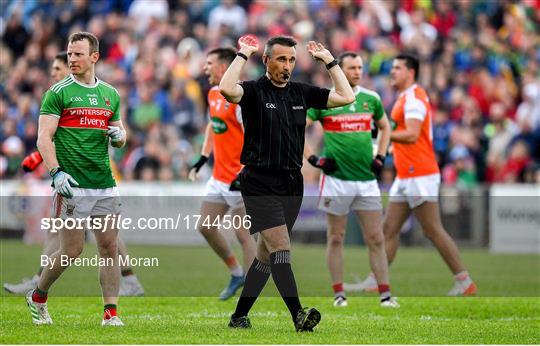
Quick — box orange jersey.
[208,86,244,184]
[391,84,439,178]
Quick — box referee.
[220,35,354,331]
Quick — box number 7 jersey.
[39,74,121,189]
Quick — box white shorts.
[53,187,121,219]
[389,173,440,208]
[203,177,244,210]
[318,175,382,215]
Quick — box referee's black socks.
[270,250,302,321]
[233,258,271,318]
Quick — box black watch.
[325,59,338,70]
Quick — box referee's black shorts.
[239,166,303,235]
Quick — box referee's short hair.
[207,47,237,65]
[264,36,297,57]
[55,51,68,65]
[337,51,360,67]
[395,53,420,80]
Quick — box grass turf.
[1,240,539,344]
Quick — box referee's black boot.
[294,307,321,332]
[228,315,251,329]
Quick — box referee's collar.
[261,75,289,90]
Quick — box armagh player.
[359,54,477,296]
[5,53,143,298]
[305,52,398,308]
[26,32,126,326]
[188,47,256,300]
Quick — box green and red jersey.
[39,74,120,188]
[307,86,385,181]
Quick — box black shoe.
[228,315,251,329]
[295,307,321,332]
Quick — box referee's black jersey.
[238,76,330,170]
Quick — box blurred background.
[0,0,539,251]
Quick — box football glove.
[308,155,337,174]
[51,169,79,199]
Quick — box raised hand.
[238,34,259,57]
[306,41,334,64]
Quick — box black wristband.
[237,52,248,61]
[325,59,338,70]
[375,154,386,164]
[307,155,319,167]
[192,155,208,172]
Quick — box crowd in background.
[1,0,539,187]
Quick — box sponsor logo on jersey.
[59,108,113,130]
[265,103,277,109]
[211,116,228,134]
[67,108,113,117]
[322,114,372,133]
[70,97,84,102]
[292,105,304,110]
[80,116,107,128]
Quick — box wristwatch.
[326,59,338,70]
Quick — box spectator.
[128,0,169,34]
[433,110,454,166]
[443,145,478,189]
[0,0,538,183]
[485,102,519,181]
[131,85,162,131]
[516,81,540,133]
[498,140,532,183]
[208,0,247,37]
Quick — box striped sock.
[270,250,302,321]
[233,258,271,318]
[32,287,48,303]
[104,304,117,320]
[378,284,391,302]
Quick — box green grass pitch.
[1,240,539,344]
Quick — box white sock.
[231,266,243,277]
[454,271,472,285]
